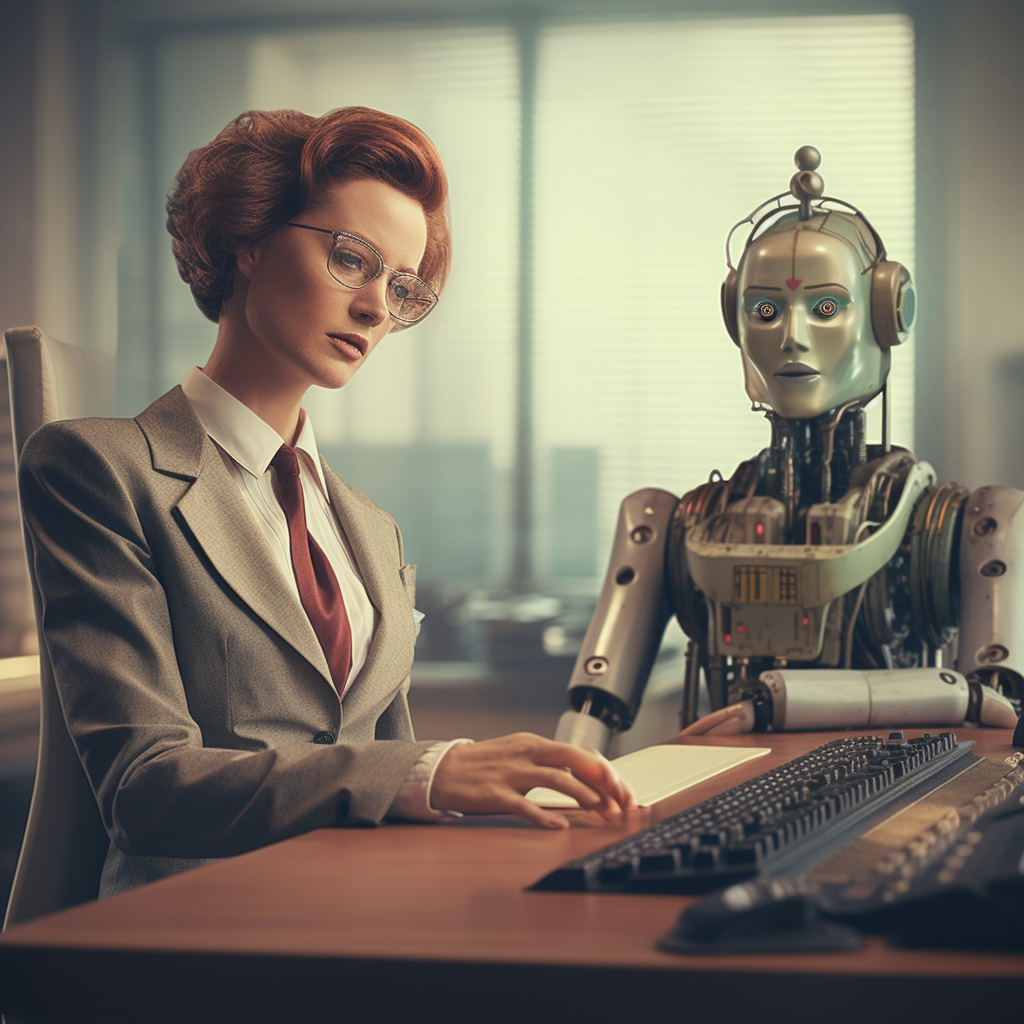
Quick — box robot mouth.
[774,362,821,382]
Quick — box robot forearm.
[681,667,1018,736]
[554,488,678,754]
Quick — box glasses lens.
[387,274,437,323]
[328,236,380,288]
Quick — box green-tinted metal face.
[738,218,887,419]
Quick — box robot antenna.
[791,145,824,221]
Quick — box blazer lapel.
[320,460,415,709]
[137,388,333,689]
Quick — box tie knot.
[271,445,301,480]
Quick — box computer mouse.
[657,877,862,954]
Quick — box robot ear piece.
[721,268,740,347]
[870,261,915,349]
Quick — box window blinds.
[140,12,914,584]
[531,14,915,576]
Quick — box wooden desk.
[1,729,1021,1023]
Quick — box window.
[118,10,915,600]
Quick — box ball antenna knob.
[790,146,824,221]
[794,146,821,171]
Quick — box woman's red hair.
[166,107,451,323]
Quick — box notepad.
[526,743,771,808]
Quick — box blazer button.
[313,731,336,745]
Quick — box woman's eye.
[812,297,840,319]
[391,282,410,301]
[754,301,778,321]
[336,251,364,271]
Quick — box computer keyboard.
[659,748,1024,953]
[531,732,974,894]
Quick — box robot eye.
[812,297,840,319]
[754,301,778,321]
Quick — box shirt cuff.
[387,738,474,821]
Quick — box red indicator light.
[724,633,732,644]
[755,522,765,538]
[802,616,810,626]
[737,623,746,634]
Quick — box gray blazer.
[19,386,431,895]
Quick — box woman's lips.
[774,362,820,383]
[327,333,368,359]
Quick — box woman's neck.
[201,343,306,446]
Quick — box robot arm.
[553,488,679,755]
[958,486,1024,692]
[958,486,1024,745]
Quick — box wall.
[913,0,1024,489]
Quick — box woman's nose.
[349,276,389,327]
[781,305,810,353]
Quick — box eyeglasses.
[285,222,438,325]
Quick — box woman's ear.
[235,247,258,280]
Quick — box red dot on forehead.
[785,277,802,291]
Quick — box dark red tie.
[271,445,353,696]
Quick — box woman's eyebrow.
[351,233,418,275]
[743,285,783,293]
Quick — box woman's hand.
[429,732,638,830]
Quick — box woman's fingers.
[538,742,639,811]
[526,766,625,821]
[430,732,638,826]
[505,794,571,831]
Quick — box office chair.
[3,326,115,928]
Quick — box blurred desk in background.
[409,648,688,754]
[0,656,39,911]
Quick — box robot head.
[721,148,915,420]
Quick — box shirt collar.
[181,367,329,493]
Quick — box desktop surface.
[0,729,1021,1023]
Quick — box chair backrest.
[3,326,115,929]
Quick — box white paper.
[526,744,771,808]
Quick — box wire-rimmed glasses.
[285,222,438,325]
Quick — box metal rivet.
[630,526,653,544]
[584,656,608,676]
[978,643,1009,664]
[973,516,997,537]
[980,559,1006,577]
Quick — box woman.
[19,107,635,897]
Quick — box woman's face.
[237,177,428,392]
[737,227,886,419]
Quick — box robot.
[555,148,1023,754]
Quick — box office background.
[0,0,1022,906]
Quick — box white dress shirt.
[182,366,375,695]
[181,368,467,818]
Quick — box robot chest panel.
[697,494,838,660]
[676,456,936,664]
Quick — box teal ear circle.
[899,281,916,333]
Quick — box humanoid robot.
[555,147,1023,755]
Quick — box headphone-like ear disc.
[870,261,915,349]
[721,268,740,347]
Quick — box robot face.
[737,225,887,419]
